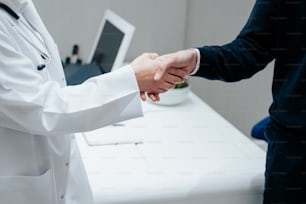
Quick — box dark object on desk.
[71,44,80,64]
[64,63,105,85]
[251,116,270,141]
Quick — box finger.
[140,92,147,101]
[153,58,170,81]
[148,81,176,93]
[155,94,160,102]
[158,88,168,93]
[178,78,186,84]
[167,73,184,83]
[148,93,158,102]
[163,72,185,85]
[162,81,176,90]
[167,68,189,79]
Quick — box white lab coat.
[0,0,143,204]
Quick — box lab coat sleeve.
[0,25,143,136]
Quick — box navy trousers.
[264,122,306,204]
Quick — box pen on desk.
[114,141,143,145]
[91,141,143,146]
[112,123,125,127]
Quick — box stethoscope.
[0,3,51,71]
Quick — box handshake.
[130,49,198,101]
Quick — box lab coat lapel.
[21,0,67,85]
[21,1,53,48]
[0,0,28,14]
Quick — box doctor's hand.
[130,53,187,101]
[154,49,198,81]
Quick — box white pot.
[154,85,190,106]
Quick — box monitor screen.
[64,10,135,85]
[87,9,135,72]
[91,20,125,73]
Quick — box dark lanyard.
[0,2,49,71]
[0,3,20,20]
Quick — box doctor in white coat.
[0,0,187,204]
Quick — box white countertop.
[77,92,266,204]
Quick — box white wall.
[185,0,274,136]
[32,0,187,62]
[32,0,274,136]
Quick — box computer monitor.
[88,9,135,72]
[64,9,135,85]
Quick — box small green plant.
[175,80,189,89]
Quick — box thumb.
[154,66,166,81]
[154,56,174,81]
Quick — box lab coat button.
[65,162,69,166]
[60,195,65,199]
[37,64,46,71]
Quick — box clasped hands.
[130,49,198,102]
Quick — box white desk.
[77,92,266,204]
